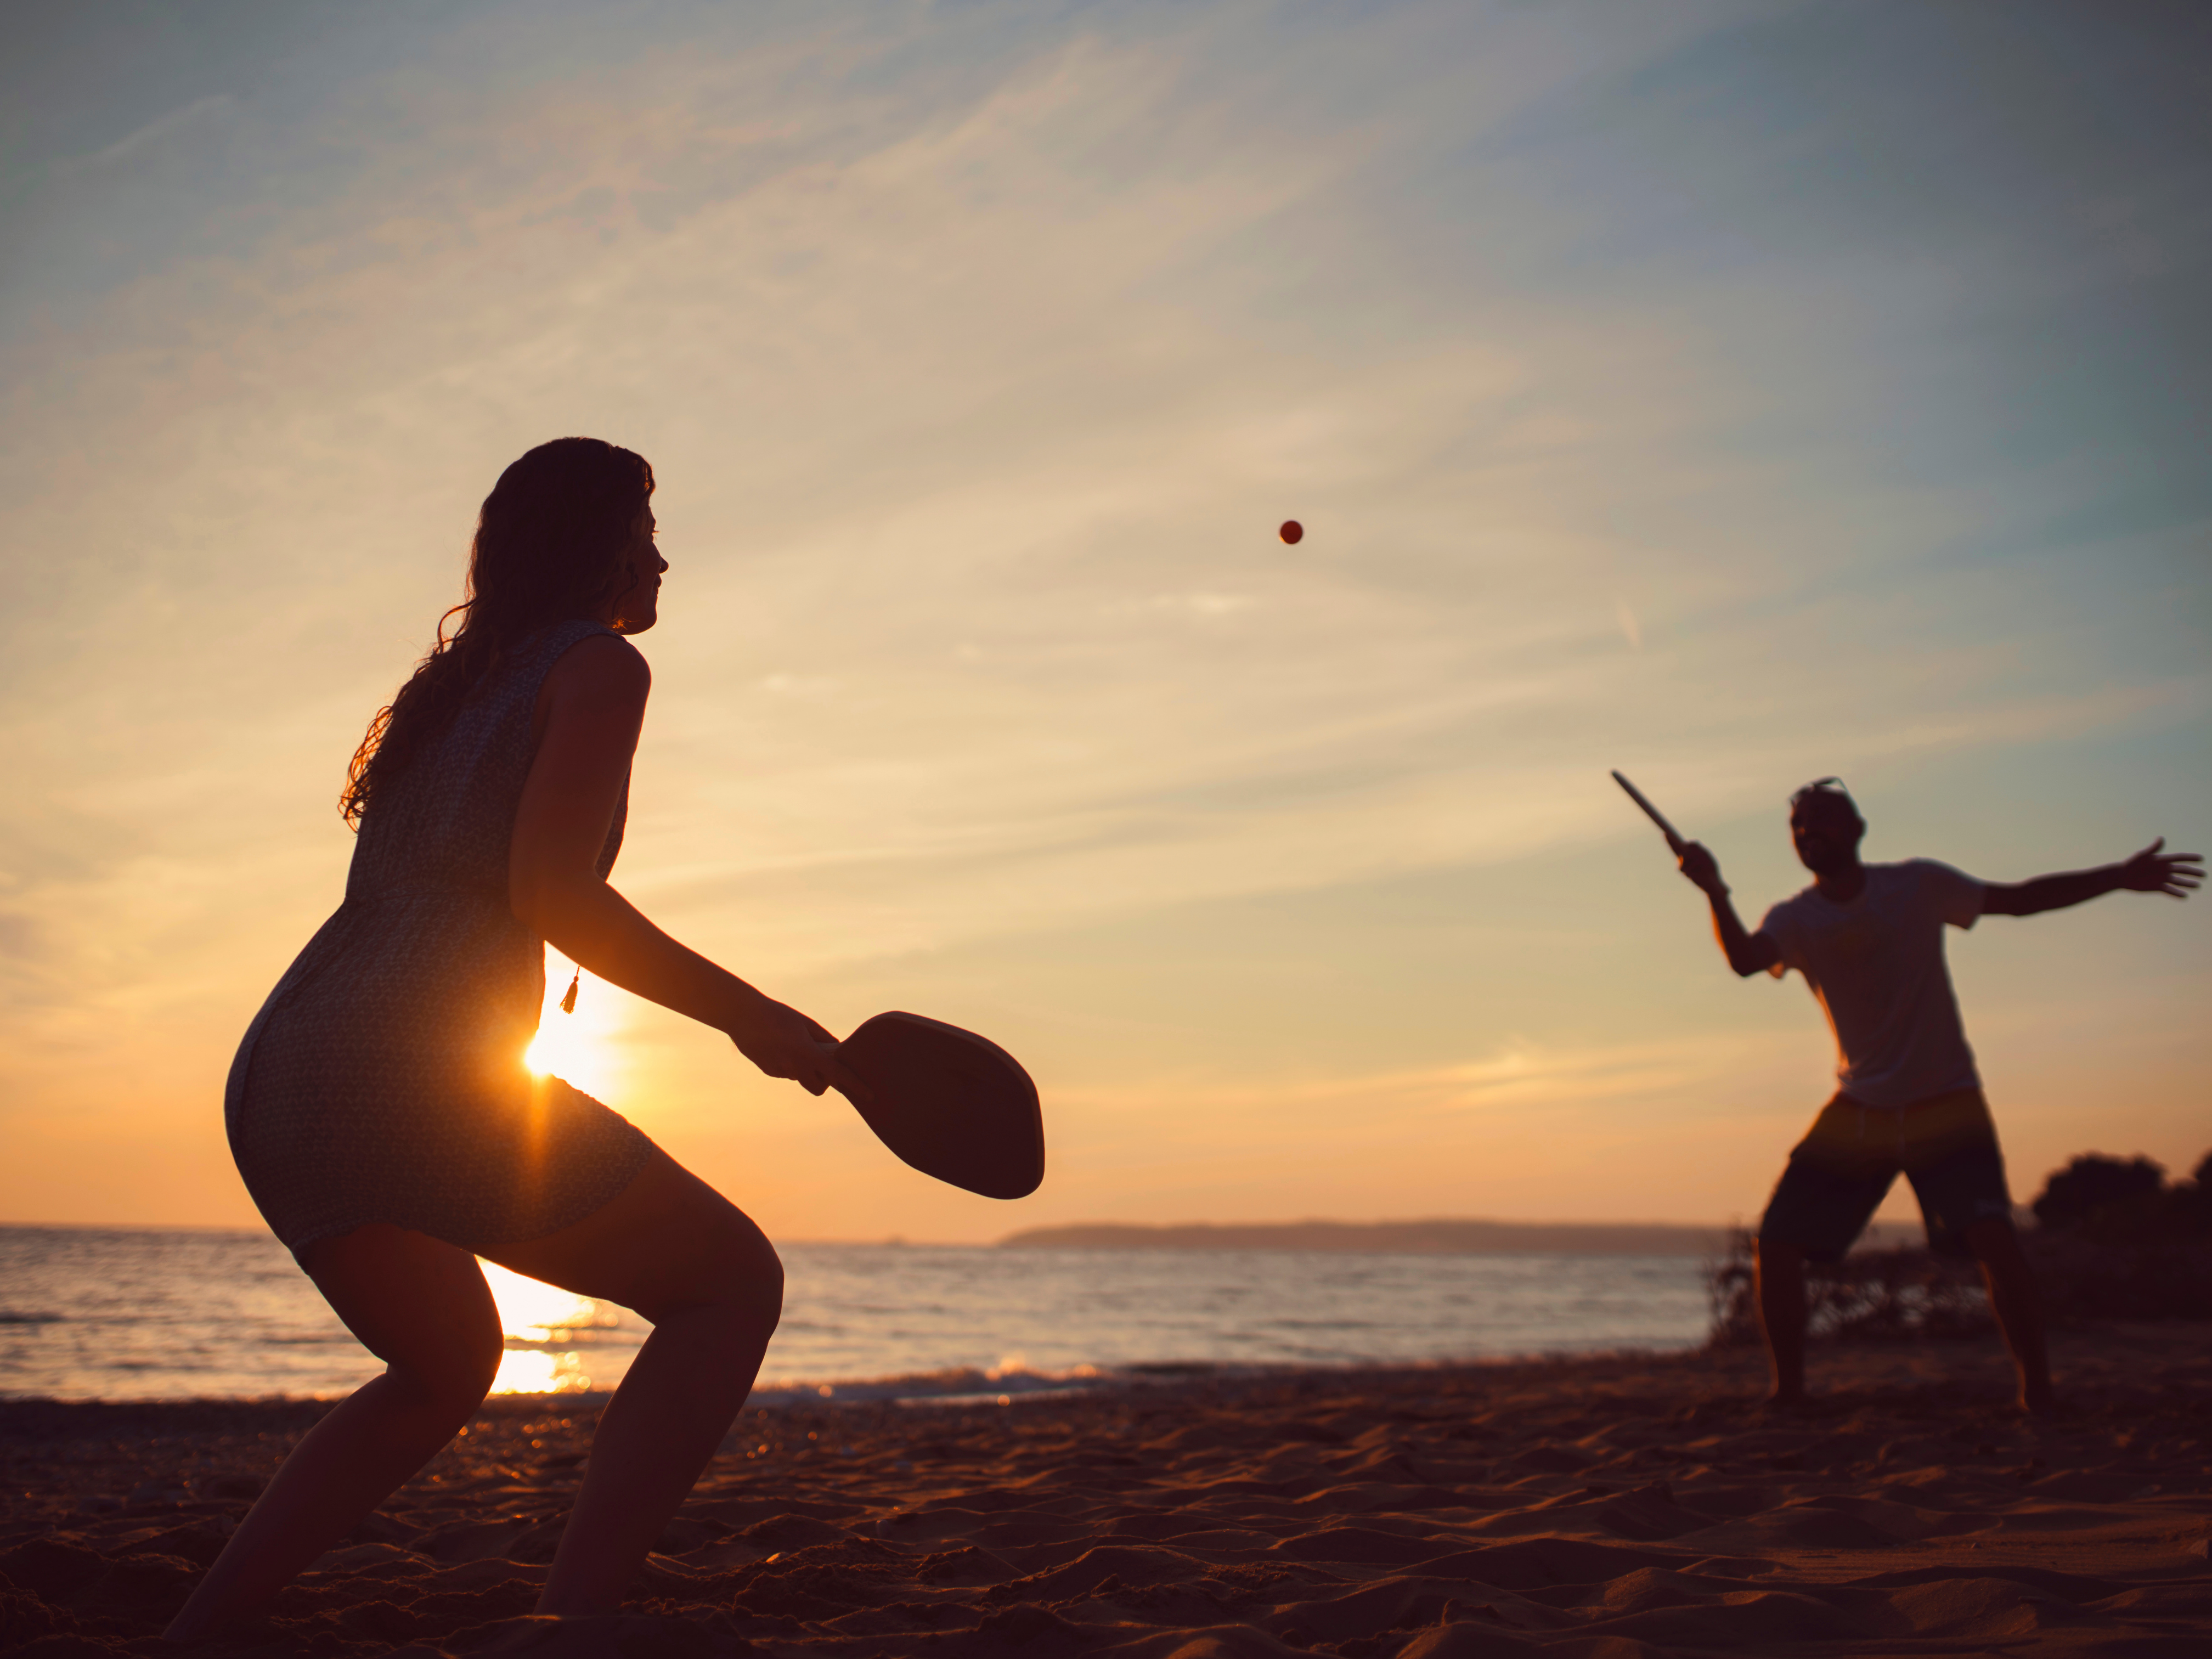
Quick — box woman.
[167,437,862,1639]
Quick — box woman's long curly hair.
[341,437,655,827]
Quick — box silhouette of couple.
[163,441,2204,1639]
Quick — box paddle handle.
[1611,770,1686,855]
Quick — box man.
[1675,778,2200,1413]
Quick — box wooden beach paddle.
[834,1012,1045,1200]
[1610,769,1688,855]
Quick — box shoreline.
[1,1341,1712,1414]
[5,1327,2209,1656]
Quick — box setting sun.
[521,950,627,1104]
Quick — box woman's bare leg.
[487,1149,782,1615]
[163,1227,503,1641]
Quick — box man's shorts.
[1757,1086,2013,1264]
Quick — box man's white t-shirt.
[1757,859,1987,1109]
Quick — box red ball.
[1278,520,1304,544]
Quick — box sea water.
[0,1225,1710,1403]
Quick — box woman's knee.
[687,1212,783,1329]
[637,1170,781,1315]
[383,1310,504,1427]
[488,1156,783,1330]
[738,1228,784,1329]
[306,1223,505,1424]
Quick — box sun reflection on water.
[480,1260,623,1395]
[489,1347,595,1394]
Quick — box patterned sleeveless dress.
[227,618,657,1257]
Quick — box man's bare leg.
[1753,1237,1808,1406]
[1962,1217,2052,1415]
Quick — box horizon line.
[0,1212,1816,1241]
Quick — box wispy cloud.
[1,0,2204,1231]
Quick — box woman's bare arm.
[507,634,862,1098]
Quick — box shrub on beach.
[2032,1151,2212,1243]
[1705,1232,1991,1348]
[2033,1154,2169,1232]
[2021,1150,2212,1323]
[1706,1148,2212,1346]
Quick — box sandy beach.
[4,1325,2208,1657]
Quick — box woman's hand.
[727,995,871,1102]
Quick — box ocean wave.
[746,1361,1110,1407]
[733,1356,1339,1408]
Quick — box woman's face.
[605,505,667,634]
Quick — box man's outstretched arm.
[1676,842,1782,977]
[1982,838,2203,917]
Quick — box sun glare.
[522,951,625,1102]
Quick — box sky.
[2,0,2206,1243]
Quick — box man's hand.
[2117,838,2203,899]
[1677,840,1729,897]
[1987,838,2203,916]
[1677,840,1781,975]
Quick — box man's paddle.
[834,1012,1044,1200]
[1610,770,1687,855]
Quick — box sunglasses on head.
[1790,776,1854,809]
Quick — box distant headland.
[995,1218,1753,1256]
